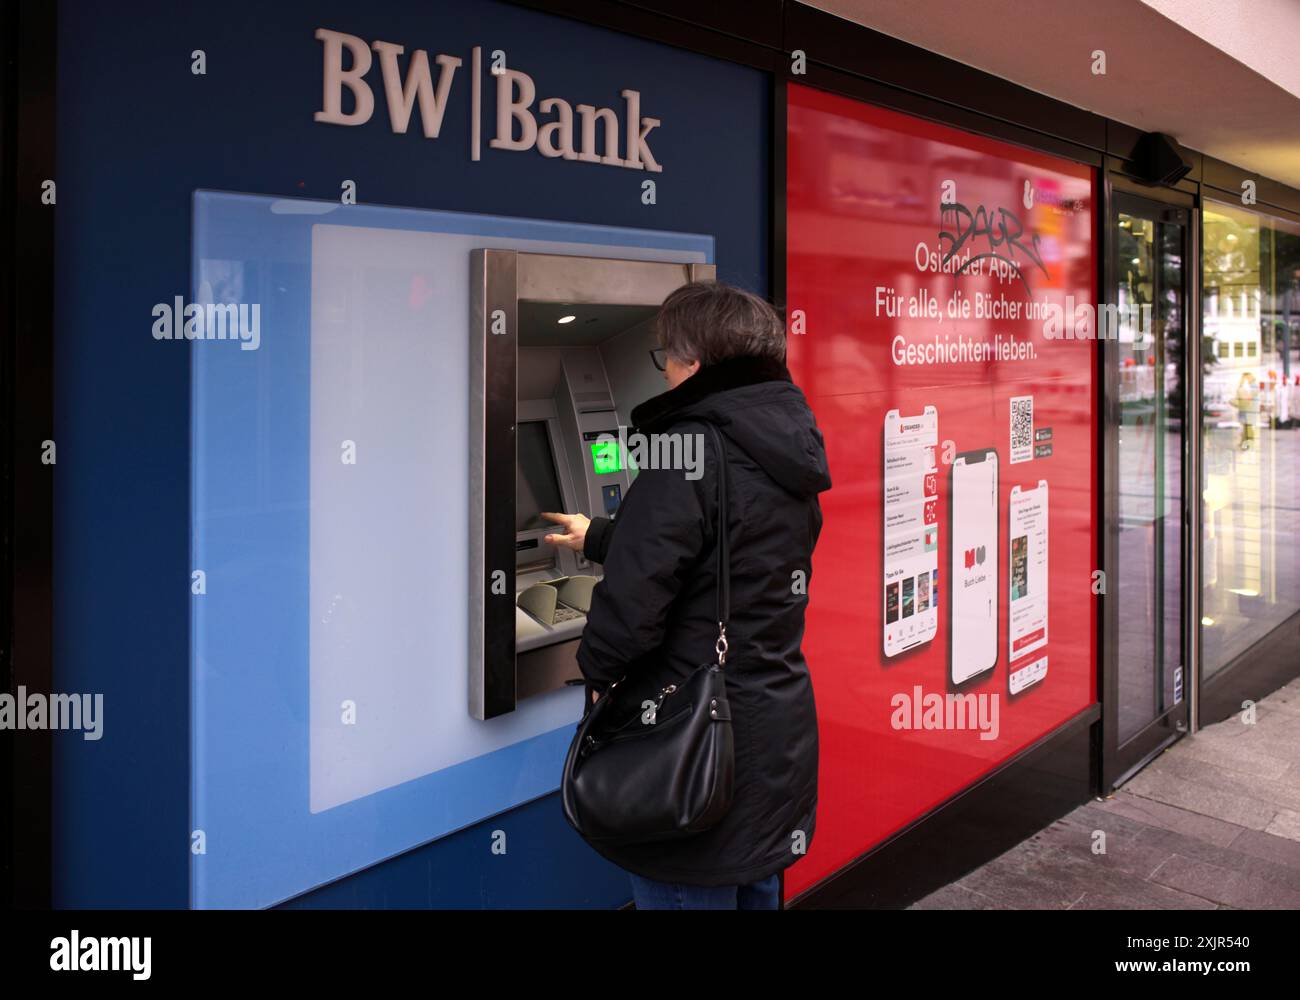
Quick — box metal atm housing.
[469,251,716,719]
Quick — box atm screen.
[516,421,564,531]
[589,438,623,475]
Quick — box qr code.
[1010,395,1033,463]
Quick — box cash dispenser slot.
[469,250,716,719]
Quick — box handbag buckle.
[648,683,677,724]
[715,623,729,666]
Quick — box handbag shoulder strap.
[705,422,730,666]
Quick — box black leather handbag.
[561,423,735,846]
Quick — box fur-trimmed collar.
[630,354,792,432]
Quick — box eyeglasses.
[649,347,668,372]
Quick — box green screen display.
[590,440,623,475]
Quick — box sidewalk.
[911,677,1300,909]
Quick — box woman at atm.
[542,281,831,910]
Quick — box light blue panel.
[191,191,712,908]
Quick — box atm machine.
[469,251,716,719]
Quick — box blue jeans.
[629,872,781,910]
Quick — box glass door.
[1103,190,1194,788]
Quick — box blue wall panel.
[53,0,769,907]
[281,795,633,909]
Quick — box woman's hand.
[541,511,590,552]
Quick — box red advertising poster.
[785,83,1098,897]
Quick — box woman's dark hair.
[656,281,785,366]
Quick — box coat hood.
[630,354,832,499]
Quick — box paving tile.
[1089,792,1243,847]
[1058,802,1300,895]
[1148,853,1300,909]
[1208,726,1300,766]
[1193,716,1253,739]
[1258,685,1300,715]
[1121,769,1278,830]
[1173,732,1293,780]
[907,675,1300,911]
[1205,703,1300,737]
[1234,737,1300,770]
[1227,826,1300,867]
[1263,808,1300,842]
[1124,822,1300,893]
[954,841,1088,909]
[1066,887,1214,910]
[958,836,1211,910]
[1137,751,1300,812]
[1047,807,1183,880]
[907,884,1004,910]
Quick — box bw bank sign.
[314,28,663,173]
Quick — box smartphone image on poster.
[883,407,939,657]
[1008,480,1049,694]
[949,448,998,686]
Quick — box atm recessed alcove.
[470,251,716,719]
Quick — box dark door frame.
[1101,178,1200,790]
[3,0,56,910]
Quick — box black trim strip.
[507,0,785,71]
[770,77,786,311]
[4,0,55,910]
[1203,154,1300,218]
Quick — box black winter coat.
[574,353,832,887]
